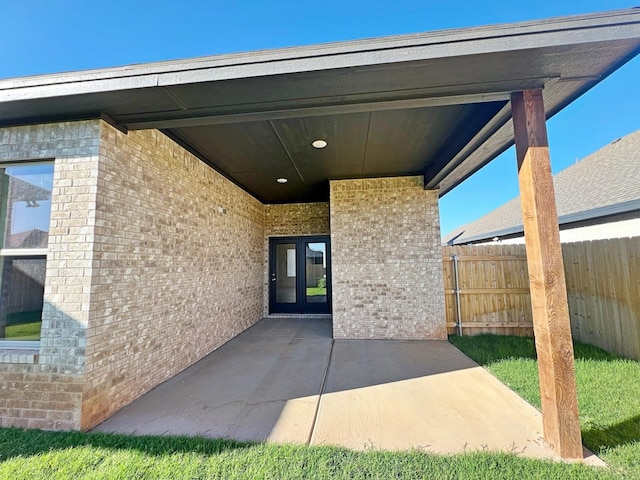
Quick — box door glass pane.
[305,242,327,304]
[276,243,297,303]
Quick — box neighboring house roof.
[9,177,51,203]
[1,10,639,204]
[444,129,640,244]
[6,229,48,249]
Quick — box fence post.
[451,254,462,335]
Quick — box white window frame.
[0,160,54,351]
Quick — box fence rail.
[442,238,640,360]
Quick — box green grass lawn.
[0,428,621,480]
[4,321,41,340]
[306,287,327,297]
[449,334,640,478]
[0,335,637,479]
[3,310,41,340]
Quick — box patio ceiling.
[1,9,639,203]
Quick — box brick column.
[329,176,446,340]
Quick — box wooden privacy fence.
[442,238,640,360]
[563,237,640,360]
[442,244,533,337]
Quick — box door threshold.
[267,313,332,320]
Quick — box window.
[0,163,53,348]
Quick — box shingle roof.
[443,129,640,244]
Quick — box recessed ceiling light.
[277,178,288,183]
[312,139,327,149]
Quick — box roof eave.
[1,8,639,103]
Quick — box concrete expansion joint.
[308,338,334,445]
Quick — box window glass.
[0,162,53,344]
[0,256,45,341]
[0,164,54,249]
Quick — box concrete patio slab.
[313,340,554,456]
[94,318,332,443]
[94,317,602,464]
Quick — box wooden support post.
[511,90,583,459]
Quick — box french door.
[269,236,331,314]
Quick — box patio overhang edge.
[0,8,639,203]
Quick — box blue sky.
[2,1,638,236]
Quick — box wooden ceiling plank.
[121,90,516,130]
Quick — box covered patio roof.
[1,9,639,203]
